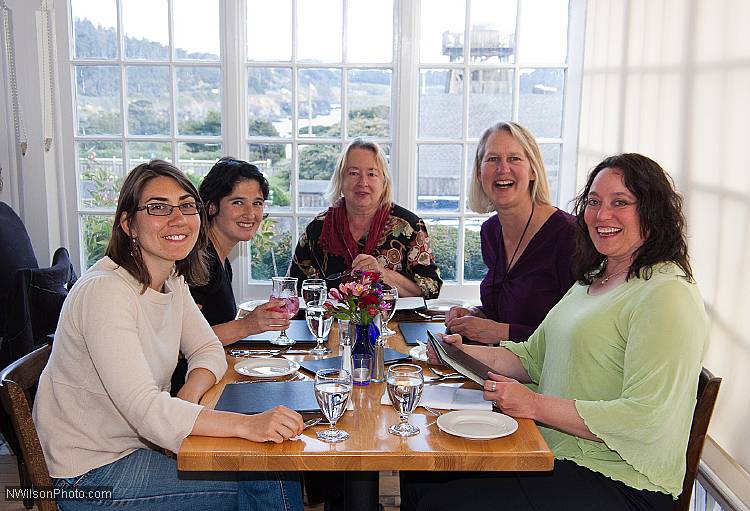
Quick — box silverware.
[234,374,305,384]
[427,367,459,377]
[422,405,444,417]
[228,349,284,357]
[323,269,353,281]
[425,373,465,382]
[303,417,323,429]
[414,311,446,321]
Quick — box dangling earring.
[130,237,140,257]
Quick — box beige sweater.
[33,257,227,478]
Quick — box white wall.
[578,0,750,504]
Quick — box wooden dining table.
[177,316,553,510]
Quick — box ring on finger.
[490,382,497,392]
[491,400,497,408]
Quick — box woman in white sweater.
[33,160,304,511]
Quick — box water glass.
[338,318,351,346]
[386,364,424,437]
[380,287,398,336]
[352,354,373,386]
[301,278,327,306]
[270,277,299,345]
[306,302,333,356]
[314,368,352,443]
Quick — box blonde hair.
[326,138,393,208]
[467,122,552,213]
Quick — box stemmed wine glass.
[270,277,299,346]
[314,368,352,443]
[386,364,424,437]
[380,287,398,337]
[306,302,333,355]
[301,278,327,306]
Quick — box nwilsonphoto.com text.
[5,486,113,501]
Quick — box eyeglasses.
[136,202,203,216]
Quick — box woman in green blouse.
[406,153,709,511]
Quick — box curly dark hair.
[572,153,693,284]
[199,157,269,224]
[105,160,209,292]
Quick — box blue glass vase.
[350,317,380,358]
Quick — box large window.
[64,0,581,297]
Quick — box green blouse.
[503,263,709,498]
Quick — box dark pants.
[400,459,673,511]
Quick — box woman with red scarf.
[290,139,442,298]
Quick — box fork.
[303,417,323,430]
[424,374,466,383]
[323,269,353,282]
[422,405,445,417]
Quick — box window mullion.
[395,0,418,210]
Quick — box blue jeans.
[52,448,302,511]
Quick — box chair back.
[0,344,57,511]
[674,367,722,511]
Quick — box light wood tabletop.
[177,320,553,473]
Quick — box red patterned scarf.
[319,200,391,266]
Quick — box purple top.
[478,209,576,342]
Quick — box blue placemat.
[298,348,410,375]
[398,322,448,346]
[231,320,318,345]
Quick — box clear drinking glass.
[380,287,398,336]
[269,277,299,345]
[306,302,333,356]
[314,368,352,443]
[301,278,327,306]
[386,364,424,437]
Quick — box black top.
[0,201,38,296]
[189,240,236,326]
[289,203,443,299]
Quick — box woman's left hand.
[483,372,540,419]
[447,316,508,344]
[351,254,384,274]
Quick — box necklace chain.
[505,203,535,273]
[598,267,629,286]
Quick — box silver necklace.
[597,267,629,286]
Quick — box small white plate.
[424,299,469,314]
[234,358,300,379]
[409,345,428,362]
[437,410,518,440]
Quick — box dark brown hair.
[105,160,209,292]
[572,153,693,284]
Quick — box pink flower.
[328,288,342,301]
[367,306,378,317]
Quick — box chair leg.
[18,459,34,509]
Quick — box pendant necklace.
[505,202,535,273]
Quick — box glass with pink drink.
[270,277,300,345]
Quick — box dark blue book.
[215,380,320,415]
[398,322,448,346]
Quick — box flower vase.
[350,316,380,358]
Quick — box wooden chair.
[0,344,56,511]
[674,367,722,511]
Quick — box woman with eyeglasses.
[443,122,576,343]
[289,138,442,298]
[33,160,304,510]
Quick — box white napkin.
[380,383,492,411]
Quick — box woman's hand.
[241,299,291,335]
[351,254,384,274]
[483,372,540,419]
[444,306,471,325]
[446,316,508,344]
[237,406,304,443]
[426,332,464,365]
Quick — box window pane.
[298,216,314,238]
[519,68,564,138]
[71,0,117,59]
[347,0,393,63]
[81,215,115,269]
[298,69,342,138]
[247,0,292,61]
[418,145,462,212]
[77,141,123,210]
[123,0,168,60]
[128,141,172,170]
[75,66,121,135]
[424,218,457,281]
[468,69,514,138]
[348,69,391,137]
[298,0,342,63]
[518,0,569,63]
[539,144,561,203]
[177,67,222,136]
[419,70,463,138]
[247,68,293,138]
[463,217,486,281]
[298,144,341,209]
[470,0,517,63]
[174,0,220,60]
[249,217,294,280]
[420,0,466,63]
[248,143,292,209]
[126,66,171,136]
[177,143,222,184]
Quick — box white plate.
[424,299,469,313]
[409,345,428,362]
[234,358,300,379]
[437,410,518,440]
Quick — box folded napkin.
[380,383,492,411]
